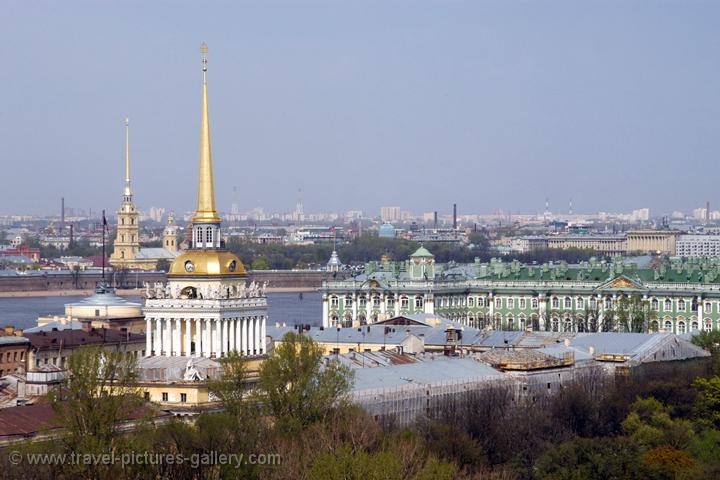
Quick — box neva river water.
[0,292,322,330]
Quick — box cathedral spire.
[193,42,220,224]
[124,117,131,198]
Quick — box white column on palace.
[213,318,221,357]
[235,318,241,352]
[260,315,266,354]
[322,295,329,328]
[195,319,202,356]
[352,294,358,322]
[229,318,236,353]
[241,317,248,355]
[145,317,152,356]
[221,318,229,356]
[249,317,256,355]
[184,318,191,356]
[173,318,182,356]
[153,318,162,355]
[163,318,171,355]
[202,318,211,357]
[256,316,262,354]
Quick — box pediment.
[596,275,644,291]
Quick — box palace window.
[590,298,597,309]
[180,393,187,403]
[651,299,659,311]
[531,298,538,309]
[478,297,485,307]
[495,297,502,309]
[162,392,169,402]
[552,297,559,309]
[577,297,584,309]
[664,320,672,331]
[387,295,395,308]
[678,321,686,334]
[564,297,572,309]
[705,321,712,332]
[605,298,612,309]
[415,296,423,309]
[691,321,699,332]
[359,296,366,307]
[372,296,380,307]
[330,296,338,308]
[344,296,352,307]
[664,299,672,311]
[401,297,409,309]
[206,227,213,244]
[468,297,474,307]
[678,300,686,311]
[705,302,712,313]
[519,298,526,310]
[507,298,514,309]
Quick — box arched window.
[678,321,686,334]
[691,321,699,331]
[532,298,539,309]
[650,320,659,332]
[478,297,485,308]
[564,297,572,309]
[678,299,686,311]
[206,227,213,244]
[705,302,712,313]
[507,298,514,309]
[519,314,526,330]
[415,296,423,309]
[467,314,475,326]
[344,296,352,307]
[664,320,672,331]
[358,296,367,307]
[495,297,502,309]
[330,296,338,308]
[664,299,672,311]
[400,296,409,309]
[330,314,339,325]
[386,295,394,308]
[651,299,658,311]
[552,317,559,332]
[576,297,584,309]
[552,297,559,309]
[507,315,514,331]
[372,296,380,308]
[468,297,474,307]
[704,320,712,332]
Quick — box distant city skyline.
[2,1,720,216]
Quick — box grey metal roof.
[65,291,140,309]
[134,248,179,260]
[348,355,503,391]
[24,320,84,333]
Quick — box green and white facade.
[321,247,720,334]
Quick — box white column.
[154,318,162,355]
[163,318,171,355]
[352,294,358,321]
[173,318,182,356]
[698,296,704,330]
[249,317,256,355]
[255,316,261,354]
[229,318,236,353]
[195,319,202,356]
[394,293,400,317]
[222,318,229,356]
[145,317,152,356]
[260,315,266,354]
[213,318,221,357]
[203,318,211,357]
[235,318,241,352]
[241,317,248,355]
[322,295,329,328]
[184,318,191,356]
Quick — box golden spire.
[124,117,131,197]
[193,42,221,223]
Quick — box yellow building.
[110,119,179,271]
[626,230,679,255]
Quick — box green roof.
[410,246,434,258]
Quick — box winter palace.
[321,246,720,334]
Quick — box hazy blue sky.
[1,1,719,217]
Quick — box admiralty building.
[321,246,720,334]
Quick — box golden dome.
[168,250,247,277]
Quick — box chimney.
[707,200,710,224]
[433,211,438,228]
[60,197,65,231]
[453,204,457,230]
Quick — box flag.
[102,210,108,231]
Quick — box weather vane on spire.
[200,42,208,72]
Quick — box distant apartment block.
[380,206,401,223]
[676,235,720,258]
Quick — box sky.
[1,0,719,217]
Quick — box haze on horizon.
[1,0,719,218]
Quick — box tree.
[155,258,170,272]
[693,376,720,429]
[622,397,694,450]
[257,332,354,433]
[692,330,720,374]
[49,347,144,480]
[535,437,644,480]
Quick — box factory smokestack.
[707,200,710,224]
[433,211,438,228]
[453,203,457,230]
